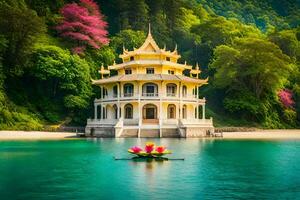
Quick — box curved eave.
[92,74,207,85]
[108,60,192,70]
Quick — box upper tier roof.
[119,24,180,60]
[92,74,208,85]
[108,60,192,70]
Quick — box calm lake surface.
[0,139,300,200]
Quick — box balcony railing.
[142,92,159,97]
[124,93,134,97]
[95,93,205,102]
[166,93,176,97]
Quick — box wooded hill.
[0,0,299,130]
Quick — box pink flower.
[130,146,142,153]
[56,0,109,54]
[145,142,155,153]
[155,146,166,153]
[278,89,295,108]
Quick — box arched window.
[124,83,134,97]
[167,104,176,119]
[103,106,107,119]
[113,104,118,119]
[124,104,133,119]
[182,105,187,119]
[103,87,108,98]
[113,85,118,98]
[166,83,177,96]
[182,85,187,97]
[142,83,158,96]
[143,104,157,119]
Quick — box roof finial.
[123,44,125,52]
[174,44,177,52]
[196,62,199,70]
[148,23,152,37]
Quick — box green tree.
[127,0,149,31]
[269,29,300,60]
[110,29,146,56]
[27,45,93,122]
[0,0,46,76]
[210,37,294,121]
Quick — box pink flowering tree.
[56,0,109,54]
[278,89,295,108]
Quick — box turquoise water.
[0,139,300,200]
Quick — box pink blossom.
[56,0,109,54]
[278,89,295,108]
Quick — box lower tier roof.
[92,74,208,85]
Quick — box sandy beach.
[0,131,78,140]
[222,129,300,139]
[1,130,300,140]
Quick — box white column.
[159,81,163,138]
[179,82,182,119]
[120,104,124,120]
[202,104,205,120]
[117,83,120,119]
[94,103,97,119]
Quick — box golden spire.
[148,23,152,37]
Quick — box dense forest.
[0,0,300,130]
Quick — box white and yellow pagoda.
[85,26,214,137]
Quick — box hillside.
[0,0,300,130]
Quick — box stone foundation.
[85,126,214,138]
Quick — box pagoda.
[85,25,214,137]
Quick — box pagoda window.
[142,83,158,96]
[182,105,187,119]
[125,68,132,75]
[130,56,134,61]
[123,83,134,97]
[103,87,108,98]
[166,57,171,61]
[167,104,176,119]
[113,85,118,97]
[113,104,118,119]
[182,85,187,97]
[146,68,155,74]
[124,104,133,119]
[168,70,175,75]
[166,83,177,97]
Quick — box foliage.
[0,0,46,76]
[210,37,294,124]
[110,29,146,56]
[211,38,293,99]
[28,45,93,111]
[56,0,109,54]
[0,0,300,129]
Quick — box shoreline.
[222,130,300,139]
[1,130,300,140]
[0,131,78,140]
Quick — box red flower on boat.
[130,146,142,153]
[156,146,165,153]
[145,142,155,153]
